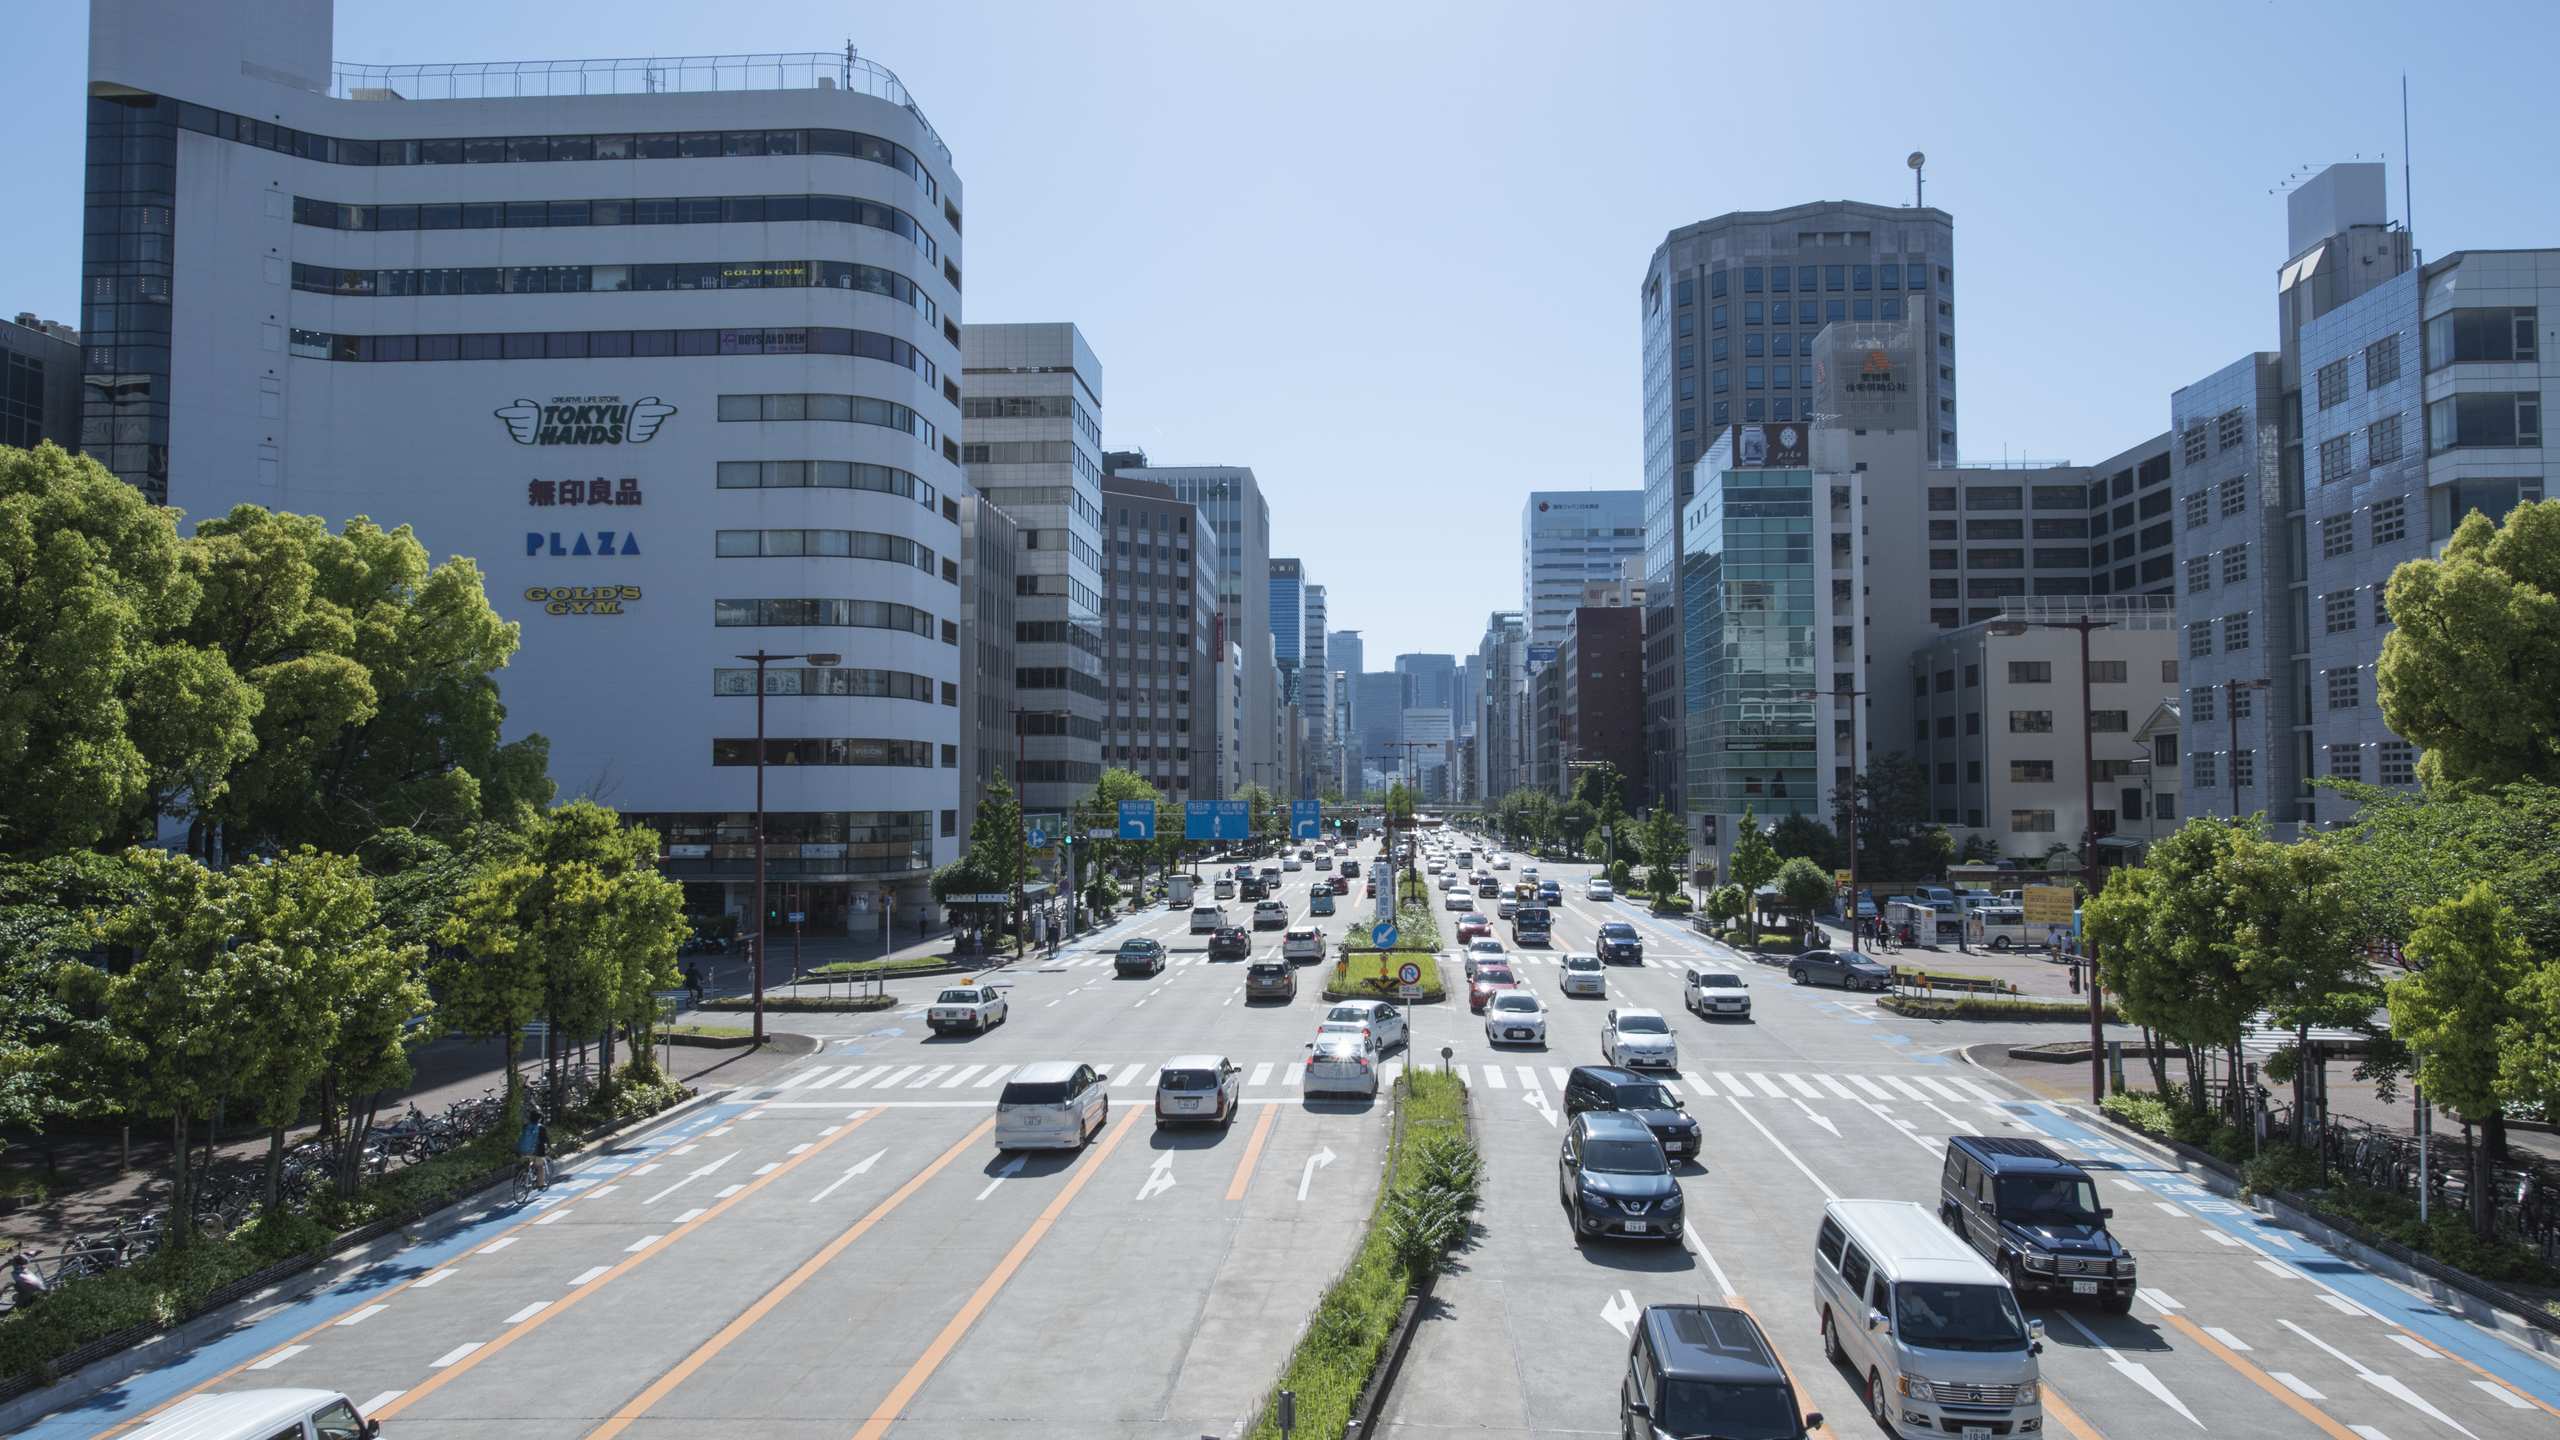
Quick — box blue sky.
[12,1,2560,660]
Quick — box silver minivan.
[1811,1199,2043,1438]
[994,1062,1111,1151]
[1190,904,1227,934]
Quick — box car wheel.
[1867,1368,1892,1431]
[1789,967,1806,985]
[1992,936,2012,951]
[1821,1310,1840,1363]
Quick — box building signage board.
[1812,321,1921,430]
[526,529,643,556]
[523,584,641,615]
[528,478,643,507]
[496,395,676,446]
[1184,800,1251,841]
[2022,885,2077,926]
[1731,422,1808,469]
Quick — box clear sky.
[11,1,2560,661]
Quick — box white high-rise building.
[1521,489,1645,650]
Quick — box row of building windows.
[711,666,954,704]
[714,459,945,514]
[293,191,943,268]
[715,393,944,459]
[2314,335,2407,410]
[1699,262,1934,299]
[290,257,937,320]
[709,737,945,767]
[712,528,946,574]
[1694,298,1912,334]
[286,325,937,385]
[2192,741,2417,789]
[712,597,954,642]
[2178,408,2253,467]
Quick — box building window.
[2322,512,2355,559]
[2222,612,2250,651]
[1936,715,1956,739]
[2426,306,2539,366]
[2230,684,2254,719]
[2232,748,2255,789]
[2007,661,2053,683]
[2429,392,2542,451]
[1929,549,1957,570]
[2163,659,2180,682]
[2011,759,2055,783]
[2328,744,2364,780]
[1969,548,2025,570]
[1711,336,1730,362]
[2088,660,2127,684]
[1927,487,1957,511]
[1711,304,1728,330]
[2370,495,2407,547]
[2009,809,2057,833]
[2189,685,2216,724]
[2188,622,2213,658]
[2185,491,2210,530]
[2367,413,2403,467]
[2008,710,2054,734]
[1743,266,1763,292]
[1930,519,1958,542]
[1745,302,1765,327]
[1931,607,1959,628]
[2185,555,2212,593]
[1965,486,2024,510]
[2327,667,2361,710]
[2325,590,2360,633]
[2379,740,2416,785]
[2217,408,2248,451]
[2087,709,2127,733]
[2219,476,2248,516]
[2181,425,2209,466]
[2316,358,2350,410]
[2318,434,2353,485]
[1937,762,1957,786]
[2365,334,2401,388]
[2221,545,2249,585]
[1709,269,1727,298]
[2192,751,2217,788]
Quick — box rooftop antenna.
[2401,73,2414,240]
[1908,151,1926,209]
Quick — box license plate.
[2071,1280,2099,1295]
[1962,1429,1991,1439]
[1509,1029,1532,1039]
[1623,1221,1650,1233]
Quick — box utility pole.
[2224,676,2271,818]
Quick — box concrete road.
[19,843,1404,1440]
[1384,841,2560,1440]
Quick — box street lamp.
[738,648,840,1045]
[1793,685,1866,952]
[1988,613,2115,1104]
[2223,677,2272,819]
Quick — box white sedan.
[1602,1007,1680,1070]
[1323,1000,1408,1051]
[1462,938,1508,978]
[1304,1033,1380,1097]
[1444,890,1477,912]
[1484,990,1548,1047]
[1281,856,1302,871]
[1584,879,1615,901]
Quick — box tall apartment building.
[1099,472,1220,800]
[84,0,967,929]
[1329,628,1362,796]
[1642,200,1957,816]
[1475,610,1528,800]
[957,494,1018,842]
[3,314,82,451]
[1522,489,1645,649]
[1301,584,1331,797]
[1453,656,1479,741]
[1112,459,1277,797]
[1552,605,1645,802]
[961,322,1105,820]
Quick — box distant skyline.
[10,1,2560,658]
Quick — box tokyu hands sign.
[496,395,676,446]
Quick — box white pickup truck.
[927,984,1008,1035]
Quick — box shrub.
[2241,1144,2323,1199]
[2100,1090,2176,1137]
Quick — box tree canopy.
[2378,499,2560,788]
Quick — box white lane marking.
[672,1207,705,1222]
[707,1126,731,1136]
[809,1148,888,1203]
[788,1143,812,1156]
[356,1391,405,1416]
[751,1162,779,1176]
[533,1209,569,1226]
[2386,1333,2435,1359]
[2473,1380,2535,1409]
[430,1342,484,1369]
[1950,1076,2007,1104]
[571,1265,611,1286]
[1524,1085,1559,1128]
[714,1183,743,1198]
[937,1065,984,1089]
[1814,1073,1858,1100]
[1454,1064,1471,1085]
[2272,1372,2325,1399]
[1877,1075,1928,1102]
[1791,1098,1841,1138]
[974,1064,1016,1088]
[2204,1229,2241,1248]
[1483,1065,1509,1089]
[1679,1225,1739,1297]
[1250,1063,1273,1087]
[2203,1325,2251,1351]
[874,1065,923,1089]
[629,1163,660,1176]
[625,1234,663,1252]
[978,1153,1027,1200]
[2138,1288,2183,1312]
[477,1237,516,1255]
[1282,1063,1302,1087]
[1847,1074,1893,1100]
[2049,1306,2200,1427]
[836,1065,892,1090]
[1137,1152,1177,1201]
[505,1301,550,1324]
[1745,1072,1786,1098]
[2257,1258,2302,1280]
[2318,1292,2365,1313]
[2110,1177,2146,1194]
[1517,1066,1542,1091]
[413,1269,456,1288]
[1656,1076,1685,1097]
[670,1144,696,1156]
[248,1344,310,1369]
[1713,1071,1747,1097]
[1114,1062,1147,1087]
[643,1149,738,1205]
[2154,1202,2187,1217]
[1778,1073,1823,1099]
[791,1066,848,1091]
[1298,1146,1337,1200]
[905,1065,953,1089]
[1548,1067,1570,1090]
[1724,1096,1836,1199]
[2350,1428,2393,1440]
[2278,1319,2478,1440]
[1911,1076,1967,1103]
[586,1184,619,1199]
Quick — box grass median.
[1881,994,2120,1023]
[1248,1069,1474,1440]
[803,953,959,980]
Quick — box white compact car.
[1485,990,1549,1047]
[1445,891,1477,912]
[1463,938,1508,978]
[1584,878,1615,901]
[1322,999,1408,1051]
[1559,952,1607,998]
[1154,1055,1242,1126]
[1602,1007,1680,1070]
[1685,967,1753,1020]
[1304,1033,1380,1097]
[1282,926,1325,962]
[1281,856,1302,871]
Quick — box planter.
[665,1030,758,1049]
[697,994,898,1014]
[1321,988,1448,1005]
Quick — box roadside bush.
[1649,894,1693,914]
[698,993,898,1013]
[2100,1091,2176,1137]
[1880,995,2124,1024]
[2241,1144,2324,1199]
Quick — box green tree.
[1775,855,1834,922]
[969,771,1030,956]
[1836,754,1947,880]
[0,852,149,1168]
[1707,882,1748,929]
[2377,499,2560,787]
[2082,863,2177,1096]
[2224,834,2376,1144]
[2390,883,2540,1238]
[1728,805,1781,901]
[1639,806,1691,904]
[1555,799,1596,859]
[1519,790,1559,854]
[1770,813,1843,870]
[1074,768,1161,910]
[1573,763,1631,870]
[0,443,260,854]
[2083,818,2267,1115]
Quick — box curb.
[2081,1109,2560,1357]
[0,1088,721,1429]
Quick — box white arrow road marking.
[643,1150,737,1205]
[977,1153,1026,1201]
[2278,1320,2477,1440]
[2049,1308,2198,1426]
[809,1148,888,1204]
[1601,1288,1641,1338]
[1138,1152,1177,1201]
[1298,1147,1337,1201]
[1790,1097,1840,1137]
[1524,1086,1559,1128]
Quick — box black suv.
[1596,920,1644,965]
[1787,948,1892,991]
[1941,1134,2137,1312]
[1208,926,1253,961]
[1563,1065,1701,1163]
[1558,1111,1684,1243]
[1621,1303,1821,1440]
[1238,877,1268,901]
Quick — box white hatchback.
[1154,1055,1242,1126]
[1602,1007,1680,1070]
[1304,1032,1380,1097]
[1484,990,1549,1047]
[1559,952,1607,998]
[1323,1000,1407,1051]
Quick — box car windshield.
[999,1080,1072,1106]
[1616,1014,1670,1034]
[1613,1081,1678,1109]
[1327,1007,1371,1023]
[1250,963,1286,977]
[1566,955,1600,970]
[1315,1038,1366,1058]
[1121,941,1158,955]
[1892,1282,2030,1350]
[1697,973,1743,988]
[1996,1173,2104,1222]
[1657,1378,1800,1440]
[1471,941,1504,954]
[1580,1138,1666,1174]
[1492,994,1539,1013]
[934,990,981,1004]
[1476,967,1515,985]
[1159,1068,1218,1091]
[1601,923,1636,938]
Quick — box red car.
[1365,877,1378,897]
[1467,963,1519,1013]
[1331,875,1351,894]
[1454,914,1493,943]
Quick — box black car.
[1114,938,1167,977]
[1558,1111,1684,1242]
[1622,1303,1821,1440]
[1941,1135,2137,1312]
[1208,926,1253,961]
[1596,920,1644,965]
[1787,948,1892,991]
[1563,1065,1701,1163]
[1239,877,1268,901]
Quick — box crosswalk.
[766,1057,2017,1109]
[1030,951,1713,972]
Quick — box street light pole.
[1990,614,2113,1104]
[2224,676,2271,818]
[1794,686,1866,952]
[739,648,839,1045]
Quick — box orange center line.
[581,1117,995,1440]
[2036,1383,2109,1440]
[1225,1104,1281,1200]
[1719,1295,1837,1440]
[847,1107,1143,1440]
[369,1107,877,1421]
[2161,1312,2360,1440]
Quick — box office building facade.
[957,493,1018,842]
[1521,489,1645,649]
[1474,611,1527,800]
[1553,605,1645,801]
[1099,472,1220,800]
[3,314,82,451]
[1301,583,1331,797]
[1395,652,1457,712]
[86,0,967,929]
[1114,461,1277,796]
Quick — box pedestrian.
[683,962,705,1007]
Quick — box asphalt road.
[1381,847,2560,1440]
[25,832,2560,1440]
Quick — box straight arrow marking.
[810,1148,889,1204]
[2051,1308,2198,1427]
[1791,1097,1840,1137]
[977,1153,1026,1201]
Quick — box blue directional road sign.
[1372,921,1400,949]
[1025,822,1049,850]
[1183,799,1252,841]
[1291,800,1323,840]
[1118,800,1157,841]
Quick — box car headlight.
[2023,1378,2040,1402]
[1661,1189,1682,1208]
[2020,1243,2052,1267]
[1897,1372,1934,1398]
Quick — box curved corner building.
[85,0,965,931]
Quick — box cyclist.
[516,1107,553,1194]
[682,961,706,1007]
[10,1249,47,1310]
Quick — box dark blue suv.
[1559,1111,1683,1243]
[1596,921,1644,964]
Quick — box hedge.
[1879,995,2122,1023]
[696,993,898,1014]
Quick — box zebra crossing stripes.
[972,1064,1015,1088]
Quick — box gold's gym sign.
[525,584,641,616]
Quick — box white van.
[1963,906,2034,950]
[994,1062,1111,1151]
[1189,904,1227,934]
[131,1389,378,1440]
[1811,1199,2043,1439]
